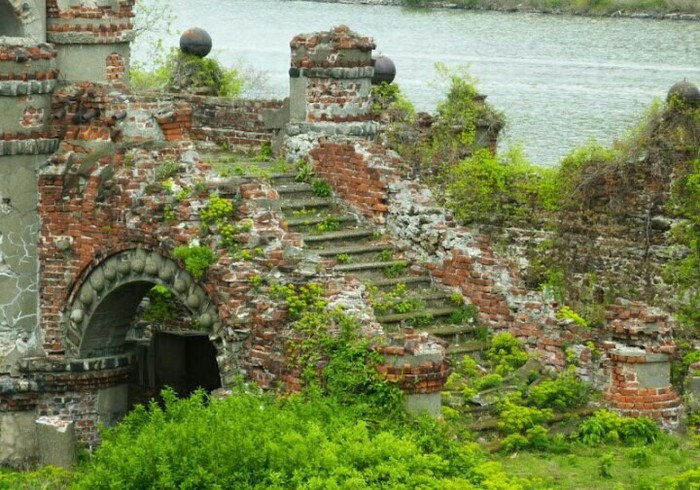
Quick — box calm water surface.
[139,1,700,166]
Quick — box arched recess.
[65,249,223,360]
[0,1,23,36]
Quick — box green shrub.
[498,400,553,435]
[171,245,217,279]
[445,146,560,226]
[487,333,529,375]
[131,48,243,97]
[72,386,536,490]
[577,410,660,446]
[142,285,179,323]
[527,374,590,411]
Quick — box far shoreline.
[285,0,700,22]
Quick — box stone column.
[0,39,59,373]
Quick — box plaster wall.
[0,155,44,375]
[55,44,129,84]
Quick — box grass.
[497,435,700,489]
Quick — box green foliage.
[474,373,503,392]
[315,217,341,233]
[629,446,652,469]
[271,282,328,319]
[336,253,351,264]
[294,160,314,183]
[498,399,553,435]
[449,304,479,325]
[0,466,73,490]
[252,141,273,162]
[71,386,537,490]
[665,157,700,329]
[598,451,615,478]
[445,146,560,225]
[311,178,333,198]
[556,305,590,328]
[367,282,426,316]
[132,48,243,97]
[154,157,180,181]
[377,248,394,262]
[200,194,234,227]
[527,374,590,411]
[384,260,409,278]
[171,245,217,279]
[142,285,178,323]
[370,82,416,122]
[577,410,660,446]
[487,333,529,375]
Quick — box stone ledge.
[47,30,135,45]
[0,139,59,156]
[0,79,58,96]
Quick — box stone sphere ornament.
[667,79,700,104]
[372,55,396,85]
[180,27,213,58]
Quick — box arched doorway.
[0,1,23,37]
[65,249,225,417]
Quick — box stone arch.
[65,249,223,360]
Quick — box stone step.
[446,341,491,357]
[316,243,396,262]
[276,182,316,198]
[280,197,335,213]
[285,214,358,233]
[302,228,375,247]
[376,306,458,325]
[371,290,456,312]
[370,276,432,290]
[333,260,411,279]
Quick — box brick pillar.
[376,331,451,417]
[46,0,134,86]
[285,25,379,139]
[604,349,683,428]
[603,303,683,428]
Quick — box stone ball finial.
[667,79,700,104]
[371,55,396,85]
[180,28,213,58]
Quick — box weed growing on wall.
[171,245,216,279]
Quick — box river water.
[138,0,700,166]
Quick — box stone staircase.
[205,154,489,358]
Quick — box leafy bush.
[445,146,560,225]
[577,410,660,446]
[142,285,179,323]
[72,387,532,490]
[131,48,243,97]
[527,374,590,411]
[171,245,217,279]
[498,400,553,435]
[487,333,529,375]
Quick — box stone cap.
[290,25,376,69]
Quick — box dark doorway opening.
[129,332,221,408]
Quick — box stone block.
[36,416,76,469]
